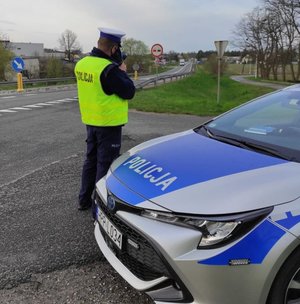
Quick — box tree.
[121,38,150,72]
[264,0,300,80]
[233,1,300,81]
[46,57,63,78]
[203,53,227,76]
[58,29,81,62]
[122,38,149,56]
[167,50,179,62]
[0,33,14,81]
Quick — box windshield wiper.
[237,140,294,161]
[197,125,215,138]
[197,126,293,161]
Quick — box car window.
[204,88,300,160]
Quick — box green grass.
[130,69,274,116]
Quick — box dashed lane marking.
[35,103,56,106]
[0,93,37,99]
[0,109,17,113]
[0,97,78,115]
[10,107,32,111]
[1,96,16,99]
[47,101,65,104]
[23,105,44,108]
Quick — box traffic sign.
[214,40,228,58]
[151,44,163,58]
[132,63,140,71]
[11,57,25,72]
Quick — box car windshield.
[195,86,300,162]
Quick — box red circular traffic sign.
[151,44,163,57]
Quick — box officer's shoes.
[78,202,92,211]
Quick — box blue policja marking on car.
[106,173,147,205]
[199,220,285,266]
[276,212,300,230]
[112,133,287,205]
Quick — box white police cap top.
[99,27,126,44]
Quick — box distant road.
[230,75,290,90]
[134,62,194,87]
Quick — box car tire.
[267,247,300,304]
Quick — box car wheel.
[267,247,300,304]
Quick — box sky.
[0,0,261,53]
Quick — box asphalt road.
[0,88,209,303]
[230,75,288,90]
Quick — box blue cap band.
[100,32,121,44]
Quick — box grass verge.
[130,69,274,116]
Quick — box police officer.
[75,27,135,210]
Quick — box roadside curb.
[0,84,77,96]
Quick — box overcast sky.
[0,0,260,53]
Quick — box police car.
[93,84,300,304]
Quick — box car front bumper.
[94,204,283,303]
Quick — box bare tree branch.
[58,29,81,61]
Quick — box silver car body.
[94,85,300,303]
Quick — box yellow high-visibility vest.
[75,56,128,126]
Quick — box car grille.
[96,195,170,281]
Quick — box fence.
[0,77,75,87]
[0,64,195,91]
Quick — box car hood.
[107,130,300,215]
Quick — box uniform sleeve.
[100,64,136,100]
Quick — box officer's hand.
[119,62,127,72]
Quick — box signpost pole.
[214,40,228,104]
[151,44,163,85]
[155,59,159,82]
[132,63,140,80]
[217,58,221,104]
[17,72,24,92]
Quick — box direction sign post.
[11,57,25,92]
[214,41,228,104]
[132,63,140,80]
[12,57,25,73]
[151,44,163,80]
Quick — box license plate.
[97,207,123,250]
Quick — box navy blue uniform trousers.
[79,125,122,206]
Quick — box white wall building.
[44,49,66,59]
[9,42,44,58]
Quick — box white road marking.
[47,101,64,104]
[35,103,55,106]
[23,104,44,108]
[1,96,16,99]
[0,109,17,113]
[10,107,32,111]
[0,97,77,115]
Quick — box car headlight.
[141,207,273,249]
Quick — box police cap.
[99,27,126,45]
